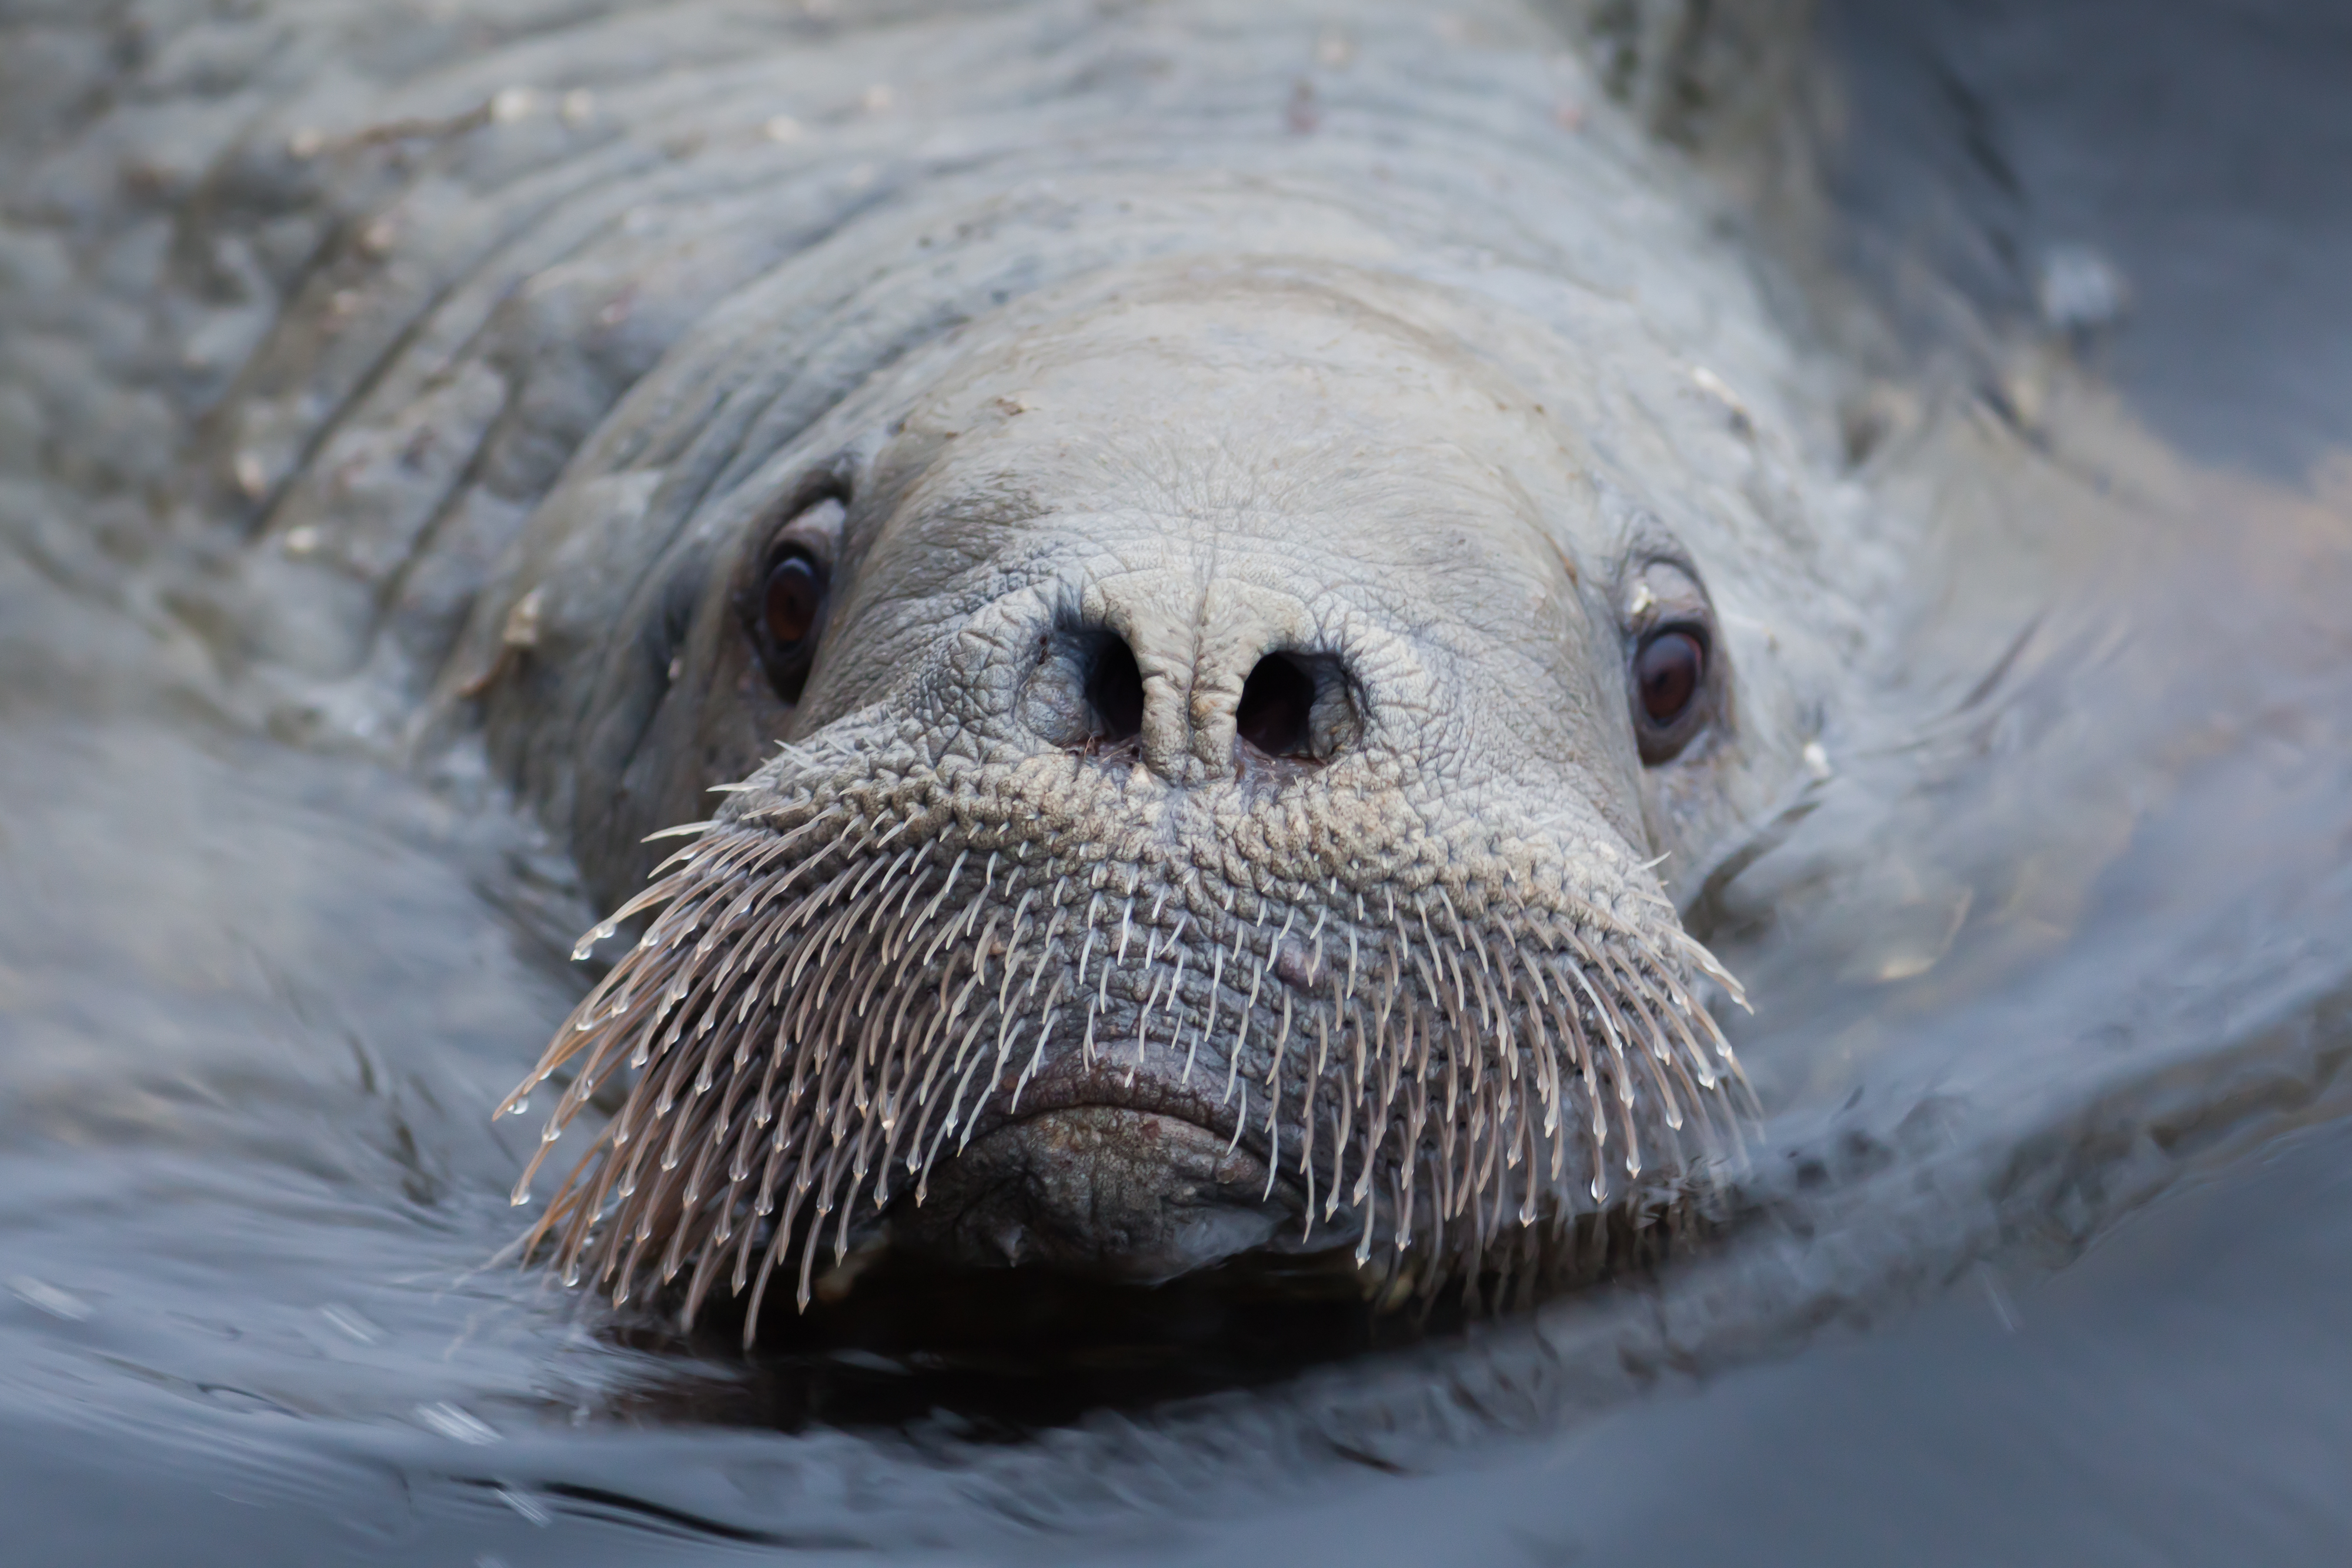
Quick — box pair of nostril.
[1084,637,1317,758]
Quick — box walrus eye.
[1634,626,1706,729]
[754,549,828,701]
[764,554,823,647]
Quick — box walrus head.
[488,261,1762,1334]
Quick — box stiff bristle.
[498,773,1747,1345]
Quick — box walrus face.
[500,276,1749,1332]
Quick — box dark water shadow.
[592,1200,1704,1436]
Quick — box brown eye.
[750,549,827,703]
[1635,627,1705,727]
[763,553,823,650]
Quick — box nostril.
[1087,634,1145,743]
[1236,653,1317,759]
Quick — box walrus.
[5,0,1876,1336]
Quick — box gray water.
[6,2,2352,1563]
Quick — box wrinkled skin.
[2,0,1876,1324]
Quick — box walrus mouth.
[895,1099,1295,1281]
[499,747,1752,1342]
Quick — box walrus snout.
[898,1104,1304,1281]
[1014,608,1365,778]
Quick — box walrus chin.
[498,743,1752,1342]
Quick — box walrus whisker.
[506,767,1749,1333]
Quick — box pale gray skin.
[3,0,1880,1316]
